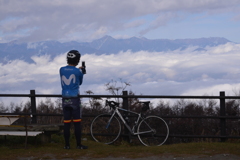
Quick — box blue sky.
[145,13,238,41]
[0,0,240,43]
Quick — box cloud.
[0,0,240,42]
[1,42,240,103]
[124,19,146,29]
[139,12,181,35]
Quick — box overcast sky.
[0,0,240,43]
[1,0,240,105]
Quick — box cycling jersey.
[60,65,83,98]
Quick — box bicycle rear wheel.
[90,113,121,144]
[137,116,169,146]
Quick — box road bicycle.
[90,100,169,146]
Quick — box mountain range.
[0,36,233,63]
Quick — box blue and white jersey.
[60,65,83,98]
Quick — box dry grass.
[1,134,240,160]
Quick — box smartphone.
[82,61,86,74]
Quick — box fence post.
[220,91,226,142]
[122,91,129,110]
[30,90,37,124]
[122,91,131,142]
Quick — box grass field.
[1,134,240,160]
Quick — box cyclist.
[59,50,87,149]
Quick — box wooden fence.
[1,90,240,142]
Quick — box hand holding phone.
[81,61,86,74]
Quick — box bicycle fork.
[105,112,116,129]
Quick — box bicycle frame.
[108,105,154,136]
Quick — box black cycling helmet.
[66,50,81,65]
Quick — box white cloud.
[1,43,240,103]
[207,42,240,54]
[182,83,240,96]
[0,0,240,42]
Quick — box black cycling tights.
[64,122,82,146]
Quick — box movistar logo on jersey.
[61,74,76,85]
[63,99,73,105]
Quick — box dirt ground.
[17,154,240,160]
[97,154,240,160]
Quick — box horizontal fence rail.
[1,90,240,143]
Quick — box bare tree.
[0,101,7,113]
[85,90,103,113]
[105,78,131,102]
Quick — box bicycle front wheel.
[137,116,169,146]
[90,113,121,144]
